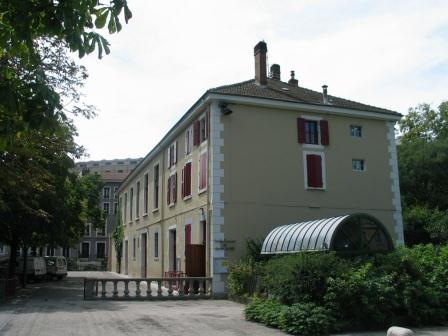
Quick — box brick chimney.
[270,64,280,80]
[288,71,298,87]
[254,41,267,85]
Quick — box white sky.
[74,0,448,161]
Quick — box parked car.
[16,257,46,281]
[44,256,67,280]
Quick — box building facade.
[114,41,403,295]
[74,159,141,270]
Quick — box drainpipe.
[160,150,166,277]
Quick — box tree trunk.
[8,240,18,279]
[21,243,28,288]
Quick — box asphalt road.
[1,272,447,336]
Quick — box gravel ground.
[1,272,447,336]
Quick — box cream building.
[114,41,403,296]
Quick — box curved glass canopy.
[261,213,394,254]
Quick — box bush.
[226,259,260,297]
[245,299,333,335]
[263,252,349,305]
[233,245,448,334]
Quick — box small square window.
[350,125,362,138]
[352,159,365,171]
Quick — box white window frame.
[199,113,208,144]
[103,187,110,199]
[301,114,324,149]
[185,126,193,156]
[303,151,327,190]
[96,242,106,259]
[167,141,177,169]
[96,224,106,236]
[168,171,177,207]
[103,202,110,215]
[352,159,366,172]
[198,148,208,194]
[350,125,363,138]
[84,223,91,237]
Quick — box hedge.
[230,244,448,335]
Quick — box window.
[350,125,362,137]
[199,151,208,192]
[352,159,365,171]
[97,242,105,259]
[114,187,118,199]
[84,224,90,236]
[167,142,177,168]
[103,187,110,198]
[153,164,160,209]
[297,118,329,146]
[154,232,159,258]
[136,182,140,218]
[167,173,177,206]
[81,242,90,258]
[130,187,134,221]
[117,169,124,173]
[105,162,111,166]
[103,202,110,215]
[62,247,70,258]
[114,202,118,214]
[181,162,192,198]
[132,237,136,260]
[97,224,105,236]
[144,173,149,214]
[185,127,193,155]
[304,152,325,189]
[193,113,208,146]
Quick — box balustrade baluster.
[198,280,205,296]
[178,279,184,297]
[157,280,163,297]
[124,280,129,298]
[101,280,107,297]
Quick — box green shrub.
[226,259,262,297]
[263,252,349,305]
[245,298,286,328]
[279,302,333,336]
[245,299,333,335]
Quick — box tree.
[112,209,124,273]
[398,101,448,245]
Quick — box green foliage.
[80,173,104,230]
[234,245,448,334]
[279,303,333,336]
[263,252,349,305]
[112,208,124,272]
[403,206,448,245]
[226,259,262,297]
[245,299,333,336]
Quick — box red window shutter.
[186,162,192,196]
[320,120,329,146]
[193,120,200,146]
[307,155,323,188]
[185,224,191,246]
[297,118,305,143]
[173,173,177,203]
[167,176,171,204]
[181,167,185,198]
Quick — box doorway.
[141,233,147,277]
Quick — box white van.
[16,257,46,281]
[44,256,67,280]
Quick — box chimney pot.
[270,64,281,80]
[254,41,268,85]
[288,70,298,87]
[322,85,329,104]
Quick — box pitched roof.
[208,79,400,116]
[99,172,130,182]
